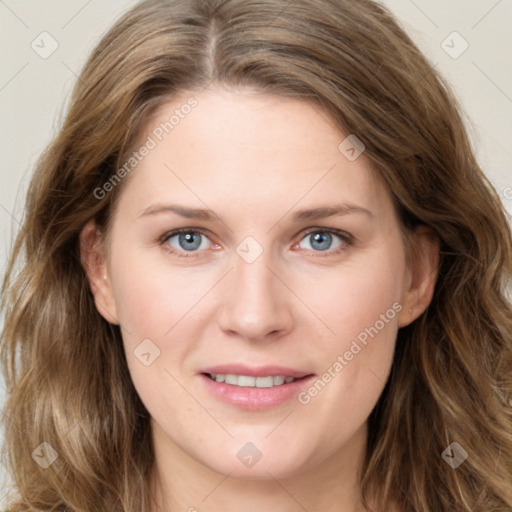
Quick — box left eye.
[296,230,348,253]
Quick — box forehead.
[115,87,390,221]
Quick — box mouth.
[203,373,310,388]
[198,366,316,410]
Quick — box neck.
[148,420,372,512]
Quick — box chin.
[210,459,306,481]
[197,440,315,481]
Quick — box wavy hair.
[2,0,512,510]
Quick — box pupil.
[311,232,331,251]
[180,232,201,251]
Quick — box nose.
[217,249,294,342]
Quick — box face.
[82,86,436,480]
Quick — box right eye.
[161,228,216,257]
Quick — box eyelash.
[159,227,354,258]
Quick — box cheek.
[298,242,405,346]
[293,241,406,409]
[108,248,220,394]
[110,245,209,337]
[271,247,405,469]
[109,254,198,410]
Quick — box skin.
[81,86,439,512]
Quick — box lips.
[198,364,316,410]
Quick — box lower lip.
[199,374,316,410]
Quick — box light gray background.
[1,0,511,504]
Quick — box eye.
[161,228,215,257]
[295,229,352,255]
[160,227,353,258]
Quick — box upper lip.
[200,364,313,379]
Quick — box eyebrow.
[138,203,373,221]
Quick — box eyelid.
[160,227,212,242]
[298,227,353,243]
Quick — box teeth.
[237,375,256,387]
[209,374,298,388]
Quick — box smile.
[200,371,315,410]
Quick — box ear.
[79,219,120,325]
[398,225,440,327]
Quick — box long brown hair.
[2,0,512,510]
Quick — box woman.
[1,0,511,511]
